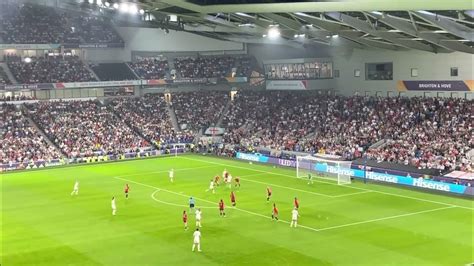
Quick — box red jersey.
[124,185,129,193]
[183,213,188,222]
[267,188,272,195]
[294,199,299,208]
[273,206,279,215]
[230,192,236,202]
[219,201,225,210]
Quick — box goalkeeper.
[307,173,314,185]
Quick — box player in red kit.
[230,191,236,207]
[234,177,241,188]
[294,197,299,209]
[219,199,226,217]
[272,203,279,221]
[183,210,188,230]
[266,187,272,202]
[124,184,130,199]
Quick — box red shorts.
[183,219,187,223]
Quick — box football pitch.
[1,154,473,265]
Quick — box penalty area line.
[181,157,474,211]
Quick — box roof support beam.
[412,11,474,42]
[160,0,473,14]
[368,12,473,53]
[294,12,397,50]
[325,12,436,52]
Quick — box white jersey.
[292,209,299,220]
[227,175,232,183]
[111,199,116,210]
[209,181,214,189]
[195,210,202,221]
[73,181,79,190]
[169,170,174,178]
[223,170,228,178]
[193,231,201,243]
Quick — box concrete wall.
[332,49,474,97]
[85,27,244,63]
[250,44,473,98]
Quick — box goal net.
[296,155,352,185]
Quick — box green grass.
[1,154,473,265]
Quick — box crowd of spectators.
[222,91,473,171]
[365,97,473,172]
[174,56,251,79]
[110,94,193,146]
[27,100,149,158]
[172,91,229,132]
[1,94,36,102]
[1,90,471,173]
[68,15,123,44]
[0,3,122,44]
[129,58,169,79]
[1,103,62,165]
[7,56,96,84]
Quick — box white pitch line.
[331,191,373,198]
[238,172,370,199]
[238,175,334,198]
[115,165,216,178]
[113,176,461,233]
[317,206,456,232]
[182,156,474,211]
[151,190,215,209]
[114,176,294,226]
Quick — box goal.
[296,155,352,185]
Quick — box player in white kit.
[226,174,233,188]
[169,169,174,183]
[206,179,215,193]
[71,180,79,196]
[290,208,299,228]
[195,208,202,228]
[192,228,202,252]
[111,197,117,216]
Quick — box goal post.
[296,155,352,185]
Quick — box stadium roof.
[80,1,474,53]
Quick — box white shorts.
[209,186,214,189]
[194,240,200,244]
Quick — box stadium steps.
[22,106,67,157]
[167,104,180,131]
[0,62,18,84]
[108,105,158,149]
[125,63,141,80]
[215,98,232,128]
[370,139,387,149]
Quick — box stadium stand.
[1,104,62,164]
[0,66,12,85]
[90,63,138,81]
[110,94,193,147]
[172,91,230,132]
[0,3,122,44]
[174,56,252,78]
[129,57,169,79]
[223,91,473,171]
[7,56,96,84]
[26,100,150,158]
